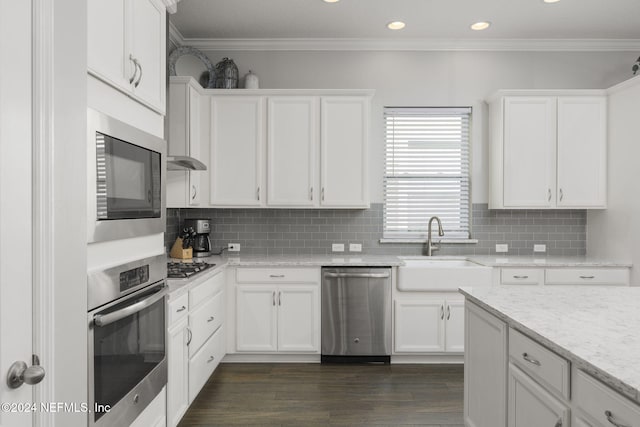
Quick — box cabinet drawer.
[545,268,629,286]
[189,290,224,356]
[509,328,570,399]
[189,270,225,308]
[501,268,544,285]
[189,326,225,404]
[574,370,640,427]
[168,293,189,326]
[236,268,318,284]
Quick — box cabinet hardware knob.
[207,356,215,363]
[605,410,630,427]
[177,305,186,312]
[513,275,529,279]
[579,275,595,279]
[522,352,541,366]
[207,316,215,322]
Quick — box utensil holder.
[170,238,193,259]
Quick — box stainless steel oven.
[88,254,167,427]
[87,109,166,243]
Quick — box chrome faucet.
[425,216,445,256]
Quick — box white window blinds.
[383,107,471,240]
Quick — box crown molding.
[607,74,640,94]
[167,35,640,52]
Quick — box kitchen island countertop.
[460,285,640,404]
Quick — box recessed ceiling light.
[387,21,406,30]
[323,0,340,3]
[543,0,561,3]
[470,21,491,31]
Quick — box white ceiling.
[171,0,640,41]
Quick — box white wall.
[176,49,634,203]
[587,76,640,285]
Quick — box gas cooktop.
[167,261,215,279]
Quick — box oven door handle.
[93,287,167,327]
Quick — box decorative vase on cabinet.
[214,58,239,89]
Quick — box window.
[383,107,471,240]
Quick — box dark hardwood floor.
[178,363,464,426]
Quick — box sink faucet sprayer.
[425,216,444,256]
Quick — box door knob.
[7,355,45,389]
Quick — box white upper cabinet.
[489,91,607,209]
[87,0,166,114]
[210,96,264,206]
[503,97,557,208]
[267,97,318,207]
[557,97,607,208]
[321,97,370,207]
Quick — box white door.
[0,2,36,426]
[445,300,465,353]
[394,299,445,353]
[210,96,264,206]
[87,0,129,92]
[320,97,369,207]
[167,318,189,427]
[557,97,607,208]
[236,286,277,352]
[267,97,318,207]
[277,286,320,352]
[503,97,557,208]
[508,364,569,427]
[128,0,166,113]
[188,86,201,206]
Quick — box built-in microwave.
[87,109,166,243]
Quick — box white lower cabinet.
[464,301,508,427]
[508,364,569,427]
[189,325,225,403]
[394,296,464,353]
[167,318,189,427]
[236,284,320,353]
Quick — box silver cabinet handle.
[257,186,260,201]
[559,188,564,202]
[176,305,186,313]
[580,275,595,279]
[207,356,215,363]
[548,188,552,202]
[186,327,192,345]
[321,187,325,201]
[278,291,282,306]
[513,275,529,279]
[192,185,197,200]
[522,352,541,366]
[324,272,390,279]
[135,60,143,87]
[605,410,630,427]
[207,316,214,322]
[446,305,451,320]
[128,54,138,84]
[270,274,285,278]
[310,187,313,201]
[272,291,276,306]
[440,305,444,320]
[554,419,562,427]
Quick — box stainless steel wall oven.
[87,254,167,427]
[87,109,166,243]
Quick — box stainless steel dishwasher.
[321,267,392,363]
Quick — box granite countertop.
[460,285,640,404]
[468,255,632,268]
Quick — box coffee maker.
[183,219,212,257]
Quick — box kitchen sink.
[397,257,492,291]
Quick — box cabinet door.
[236,286,277,352]
[267,97,318,207]
[87,0,130,90]
[277,285,320,352]
[465,302,508,427]
[503,97,556,208]
[211,97,264,206]
[445,300,465,353]
[167,318,188,427]
[320,97,369,207]
[508,364,569,427]
[557,97,606,208]
[394,299,445,353]
[188,86,202,206]
[128,0,166,113]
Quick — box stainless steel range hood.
[167,156,207,171]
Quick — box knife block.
[170,238,193,259]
